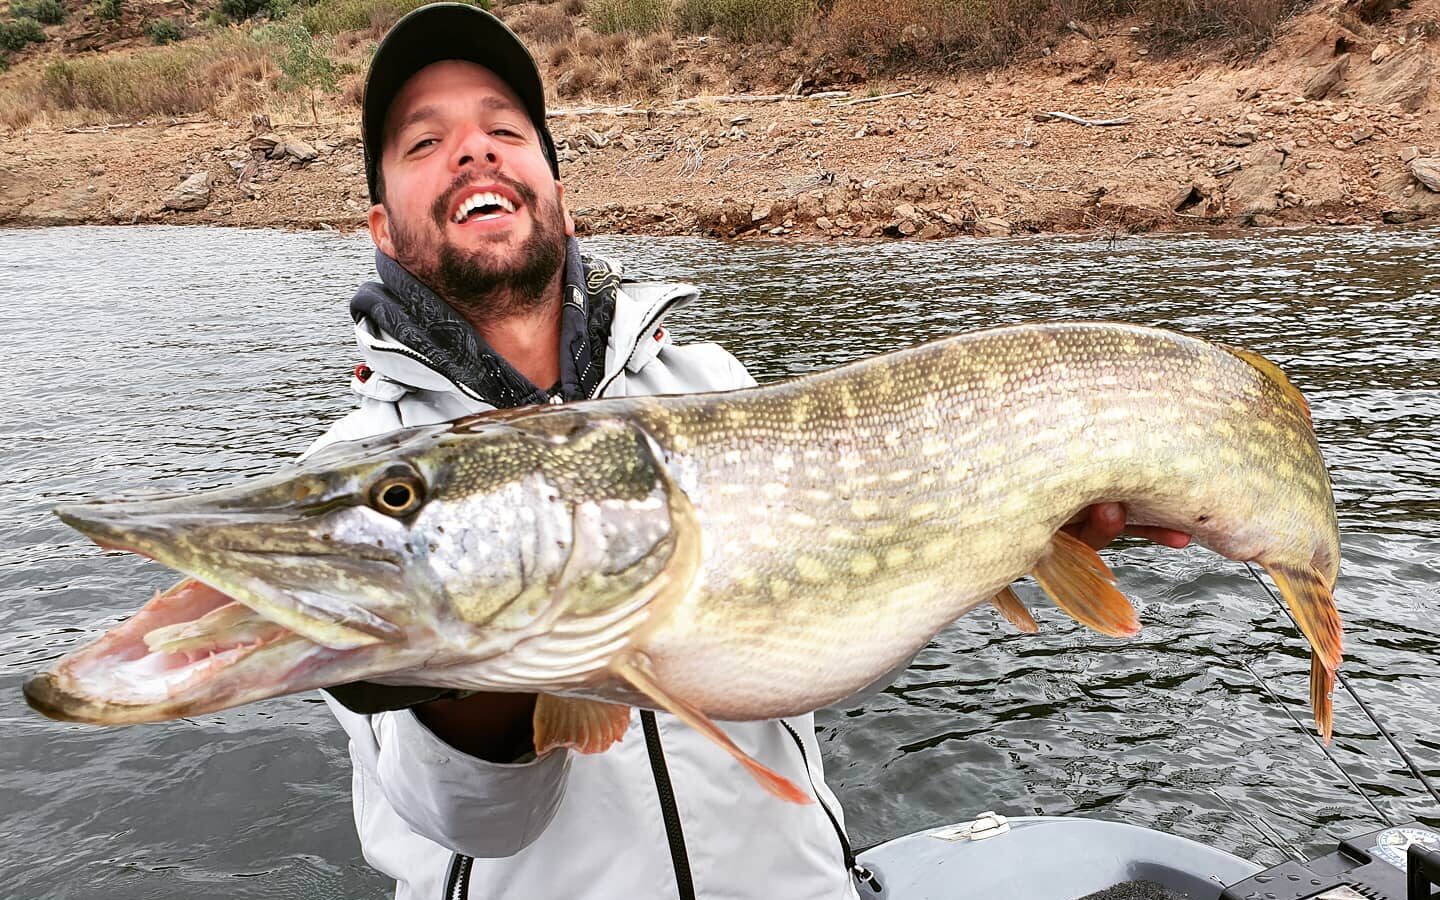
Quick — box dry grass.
[0,31,274,128]
[1140,0,1312,54]
[301,0,489,36]
[588,0,672,33]
[675,0,811,42]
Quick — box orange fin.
[533,694,631,754]
[1033,531,1140,637]
[1222,345,1312,427]
[1261,562,1343,674]
[990,586,1039,634]
[613,655,811,805]
[1310,653,1335,744]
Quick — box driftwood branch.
[673,91,850,105]
[63,116,207,133]
[1033,111,1134,126]
[840,90,916,106]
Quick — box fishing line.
[1244,562,1440,810]
[1238,659,1393,826]
[1207,788,1306,862]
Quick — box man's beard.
[388,175,566,324]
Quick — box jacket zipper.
[642,710,697,900]
[433,289,691,900]
[442,850,472,900]
[780,721,883,894]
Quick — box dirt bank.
[2,1,1436,238]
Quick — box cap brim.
[363,3,556,202]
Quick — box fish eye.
[369,468,426,517]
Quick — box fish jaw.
[23,578,417,724]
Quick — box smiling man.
[309,6,1186,898]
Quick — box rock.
[1330,110,1352,123]
[893,203,916,219]
[1335,139,1355,150]
[1353,47,1433,112]
[1372,44,1392,64]
[618,134,639,151]
[1400,146,1423,162]
[1225,146,1286,212]
[1303,55,1350,101]
[815,216,833,230]
[1224,128,1259,147]
[918,223,943,239]
[1412,158,1440,191]
[751,201,772,223]
[338,162,361,176]
[976,216,1011,236]
[284,139,318,162]
[1350,127,1375,144]
[1382,209,1427,223]
[250,132,285,155]
[163,172,211,212]
[894,218,918,236]
[250,113,272,135]
[88,165,105,177]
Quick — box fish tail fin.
[1033,531,1140,637]
[1310,653,1335,744]
[990,586,1040,633]
[533,694,632,754]
[614,654,810,805]
[1222,345,1312,427]
[1261,561,1343,674]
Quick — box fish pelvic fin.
[612,654,811,805]
[1033,531,1140,638]
[533,694,632,754]
[990,586,1040,634]
[1221,345,1312,427]
[1310,654,1335,745]
[1261,561,1343,674]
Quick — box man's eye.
[408,138,437,153]
[492,127,521,138]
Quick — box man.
[309,6,1189,898]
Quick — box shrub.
[675,0,810,42]
[12,0,65,24]
[0,17,46,51]
[260,22,337,121]
[589,0,671,33]
[1138,0,1309,54]
[147,17,182,42]
[218,0,269,21]
[92,0,122,20]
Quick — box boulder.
[1353,47,1432,112]
[1303,55,1350,100]
[1225,146,1286,213]
[283,138,318,162]
[976,216,1011,236]
[1412,158,1440,192]
[164,172,212,212]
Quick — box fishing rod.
[1244,562,1440,810]
[1238,658,1393,826]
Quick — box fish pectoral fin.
[532,694,632,754]
[612,654,811,805]
[1310,654,1335,745]
[1033,531,1140,638]
[990,586,1039,634]
[1260,562,1343,674]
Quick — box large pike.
[25,322,1342,802]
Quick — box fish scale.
[26,321,1342,803]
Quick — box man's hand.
[1063,502,1191,551]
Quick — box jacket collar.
[351,253,697,404]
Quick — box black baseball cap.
[362,2,559,204]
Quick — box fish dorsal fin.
[990,586,1039,633]
[613,654,811,805]
[1222,345,1312,427]
[533,695,632,754]
[1309,654,1335,744]
[1033,531,1140,638]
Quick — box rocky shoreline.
[2,11,1436,239]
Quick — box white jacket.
[307,270,864,900]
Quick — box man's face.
[369,60,574,318]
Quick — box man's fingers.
[1122,525,1192,549]
[1065,502,1126,550]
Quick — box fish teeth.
[453,190,517,223]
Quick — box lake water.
[2,225,1437,898]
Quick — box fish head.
[25,409,693,724]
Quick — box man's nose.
[452,127,500,172]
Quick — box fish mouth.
[26,498,409,725]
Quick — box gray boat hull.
[855,815,1262,899]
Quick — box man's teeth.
[454,191,518,223]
